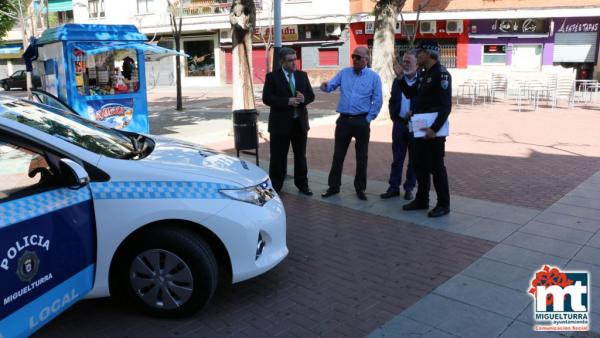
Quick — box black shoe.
[356,191,367,200]
[321,189,340,198]
[380,190,400,199]
[428,206,450,218]
[299,187,313,196]
[402,201,429,211]
[404,191,414,200]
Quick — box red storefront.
[223,25,305,84]
[223,47,302,84]
[348,20,469,68]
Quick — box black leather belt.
[339,113,368,119]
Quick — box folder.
[410,112,449,138]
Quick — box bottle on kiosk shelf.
[131,68,139,92]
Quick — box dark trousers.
[388,121,416,193]
[414,137,450,207]
[269,119,308,192]
[327,115,370,192]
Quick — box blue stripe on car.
[90,181,237,200]
[0,188,92,229]
[0,181,238,229]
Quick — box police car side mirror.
[60,159,90,189]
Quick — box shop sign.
[470,19,549,35]
[556,18,599,33]
[363,22,399,34]
[253,25,298,42]
[492,19,548,34]
[484,45,506,54]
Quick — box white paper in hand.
[410,112,449,138]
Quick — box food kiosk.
[30,24,184,133]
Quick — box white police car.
[0,95,287,337]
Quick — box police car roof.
[0,94,17,104]
[0,95,18,113]
[0,95,59,120]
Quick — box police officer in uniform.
[399,40,452,218]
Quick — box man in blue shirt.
[381,50,418,201]
[320,46,383,200]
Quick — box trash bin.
[232,109,259,164]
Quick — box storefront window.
[137,0,153,13]
[483,44,507,65]
[184,40,215,77]
[88,0,105,18]
[73,48,140,96]
[49,10,74,27]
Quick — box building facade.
[69,0,350,86]
[349,0,600,79]
[4,0,600,85]
[0,0,74,80]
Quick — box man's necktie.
[289,72,298,118]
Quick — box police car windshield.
[0,100,135,158]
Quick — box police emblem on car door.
[0,137,96,338]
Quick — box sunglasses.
[351,54,364,61]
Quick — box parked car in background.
[1,70,42,91]
[0,95,288,337]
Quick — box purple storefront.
[467,18,553,71]
[466,17,600,78]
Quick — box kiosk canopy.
[72,42,188,61]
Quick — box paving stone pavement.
[33,154,600,338]
[365,171,600,338]
[200,100,600,210]
[34,190,494,337]
[250,122,600,210]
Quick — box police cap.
[417,40,440,54]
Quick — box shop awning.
[48,0,73,12]
[72,42,188,61]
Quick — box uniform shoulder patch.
[440,69,450,90]
[441,79,449,90]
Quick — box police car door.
[0,134,96,337]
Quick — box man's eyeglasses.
[351,54,363,61]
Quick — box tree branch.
[0,8,19,20]
[418,0,432,11]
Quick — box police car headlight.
[219,180,276,206]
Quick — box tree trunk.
[174,33,183,111]
[16,0,33,98]
[167,0,184,111]
[231,30,255,110]
[372,2,399,120]
[230,0,256,110]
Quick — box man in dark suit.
[381,50,418,201]
[262,47,315,195]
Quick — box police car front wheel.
[111,227,218,317]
